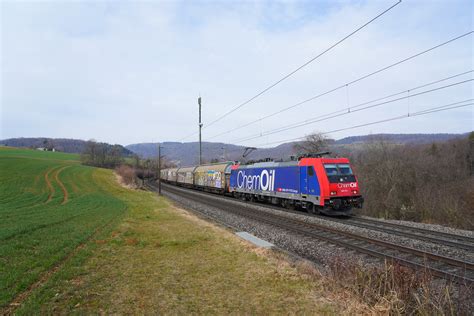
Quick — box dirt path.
[54,166,70,205]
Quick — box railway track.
[148,182,474,285]
[331,216,474,252]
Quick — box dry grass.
[319,255,473,315]
[76,198,334,314]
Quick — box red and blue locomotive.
[228,154,363,215]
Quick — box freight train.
[159,154,364,216]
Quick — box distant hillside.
[335,133,469,145]
[126,141,298,166]
[127,133,469,166]
[0,137,134,157]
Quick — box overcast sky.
[1,0,472,146]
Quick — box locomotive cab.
[320,159,364,213]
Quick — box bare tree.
[80,139,98,165]
[293,132,330,154]
[80,139,123,168]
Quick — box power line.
[205,0,402,128]
[178,0,402,141]
[232,73,472,143]
[249,99,473,147]
[230,75,473,144]
[328,100,472,136]
[206,31,474,141]
[178,131,198,142]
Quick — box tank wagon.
[160,155,363,216]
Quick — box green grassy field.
[0,147,127,311]
[0,146,362,314]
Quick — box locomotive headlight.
[330,191,337,196]
[353,190,358,194]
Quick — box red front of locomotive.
[312,157,364,213]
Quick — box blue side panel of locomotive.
[229,166,300,194]
[299,166,321,196]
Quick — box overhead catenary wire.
[230,75,473,144]
[178,130,199,143]
[247,99,473,148]
[206,31,474,141]
[231,73,473,143]
[178,0,402,141]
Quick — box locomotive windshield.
[324,164,356,183]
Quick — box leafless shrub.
[115,165,137,186]
[325,255,473,314]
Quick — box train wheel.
[281,199,293,210]
[308,204,320,215]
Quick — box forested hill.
[0,137,134,157]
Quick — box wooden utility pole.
[157,143,162,195]
[198,96,203,165]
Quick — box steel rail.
[337,217,474,252]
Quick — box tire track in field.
[2,216,118,315]
[1,193,120,247]
[0,212,86,242]
[54,166,70,205]
[44,167,57,204]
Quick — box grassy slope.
[1,147,354,314]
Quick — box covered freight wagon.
[194,162,234,192]
[166,168,179,183]
[176,166,196,187]
[160,169,168,181]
